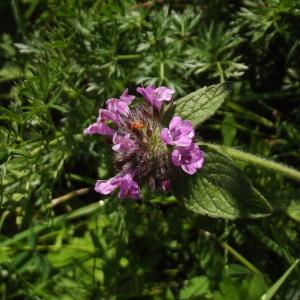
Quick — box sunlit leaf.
[174,83,232,127]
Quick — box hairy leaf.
[172,145,272,219]
[174,83,232,126]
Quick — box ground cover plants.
[1,0,300,299]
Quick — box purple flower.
[106,98,130,118]
[84,122,115,136]
[95,176,117,195]
[98,109,120,125]
[161,116,195,147]
[118,174,140,199]
[112,133,136,152]
[137,85,175,110]
[119,88,135,104]
[171,143,204,175]
[95,172,140,200]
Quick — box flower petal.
[182,164,197,175]
[99,109,119,125]
[118,174,140,200]
[160,128,173,145]
[155,86,175,102]
[137,85,173,110]
[120,88,135,104]
[95,178,118,194]
[112,133,136,152]
[84,122,115,136]
[137,86,155,105]
[171,148,182,167]
[169,116,182,130]
[175,136,192,147]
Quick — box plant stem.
[221,241,261,274]
[3,244,95,253]
[116,54,142,61]
[217,62,225,83]
[207,144,300,182]
[160,61,165,80]
[50,187,91,207]
[201,230,261,274]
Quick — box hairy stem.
[207,143,300,182]
[221,241,261,274]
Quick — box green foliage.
[179,276,210,299]
[1,0,300,299]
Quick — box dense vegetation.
[1,0,300,299]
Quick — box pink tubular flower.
[137,85,175,110]
[84,122,115,136]
[95,172,140,200]
[95,176,117,195]
[112,133,136,152]
[118,174,140,199]
[161,116,195,147]
[99,108,120,125]
[171,143,204,175]
[84,89,135,135]
[106,98,130,119]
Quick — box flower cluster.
[85,85,204,200]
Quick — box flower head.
[85,86,204,200]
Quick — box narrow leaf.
[174,83,232,127]
[260,259,299,300]
[172,145,272,219]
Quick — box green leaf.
[174,83,232,127]
[214,278,240,300]
[179,276,210,300]
[0,247,12,264]
[172,145,272,219]
[240,273,269,300]
[0,65,21,82]
[287,201,300,222]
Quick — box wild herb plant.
[1,1,300,299]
